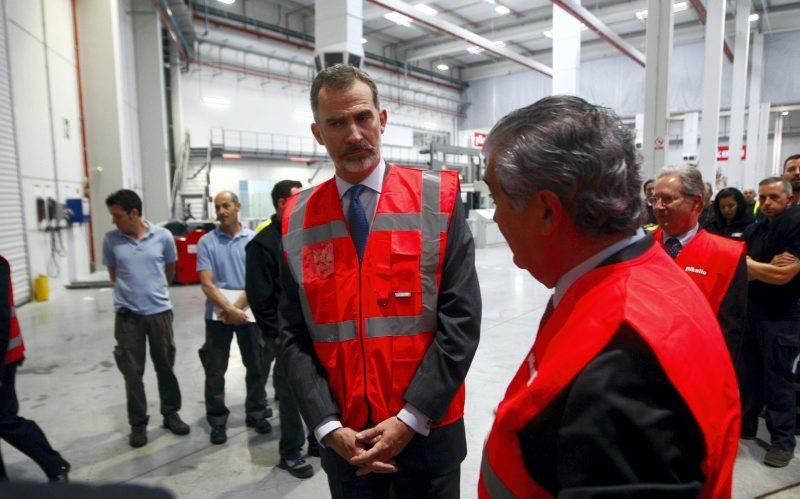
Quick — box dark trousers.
[113,309,182,427]
[0,362,68,478]
[199,320,266,427]
[321,419,465,499]
[740,302,800,450]
[265,339,305,458]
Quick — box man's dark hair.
[310,64,380,121]
[483,95,642,236]
[643,179,654,194]
[759,176,793,196]
[783,154,800,169]
[271,180,302,209]
[105,189,142,216]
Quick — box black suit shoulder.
[518,327,705,497]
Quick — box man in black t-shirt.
[742,176,800,468]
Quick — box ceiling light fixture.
[202,96,230,107]
[424,122,437,129]
[466,45,485,55]
[493,40,506,48]
[384,11,413,27]
[216,0,235,4]
[290,157,313,163]
[781,111,790,116]
[543,30,553,39]
[361,37,367,44]
[483,0,496,4]
[221,152,242,159]
[495,5,510,15]
[749,13,760,22]
[414,4,438,16]
[436,63,449,71]
[636,1,687,21]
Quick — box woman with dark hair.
[707,187,754,240]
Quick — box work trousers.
[199,320,266,427]
[113,309,182,427]
[0,362,68,478]
[740,302,800,450]
[264,338,305,459]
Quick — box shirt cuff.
[397,403,431,437]
[314,416,343,447]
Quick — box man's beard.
[338,144,378,173]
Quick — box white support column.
[744,32,764,189]
[758,102,771,179]
[771,113,784,176]
[682,112,700,164]
[642,0,673,179]
[132,0,170,222]
[552,2,582,95]
[727,0,751,189]
[314,0,364,71]
[698,0,727,187]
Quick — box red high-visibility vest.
[1,255,25,365]
[479,245,740,498]
[281,166,464,429]
[654,227,745,313]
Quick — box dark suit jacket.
[279,173,481,477]
[519,236,706,498]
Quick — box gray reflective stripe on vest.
[481,451,516,498]
[366,315,425,337]
[418,171,442,332]
[6,335,22,351]
[372,213,448,232]
[311,320,357,343]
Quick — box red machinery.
[174,229,206,284]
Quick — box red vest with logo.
[281,166,463,429]
[654,228,745,313]
[479,245,740,498]
[1,256,25,365]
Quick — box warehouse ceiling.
[194,0,800,81]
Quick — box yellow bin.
[34,274,49,302]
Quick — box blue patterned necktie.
[664,237,682,259]
[348,184,369,260]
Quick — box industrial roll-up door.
[0,0,30,303]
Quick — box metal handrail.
[208,127,431,165]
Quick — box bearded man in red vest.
[280,64,481,497]
[652,165,747,360]
[478,96,740,498]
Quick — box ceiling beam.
[688,0,735,61]
[405,0,651,63]
[367,0,553,76]
[552,0,645,67]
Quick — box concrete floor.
[4,244,799,498]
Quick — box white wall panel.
[8,21,54,179]
[6,0,42,41]
[47,52,82,183]
[43,0,74,64]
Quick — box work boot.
[764,447,794,468]
[129,425,147,448]
[246,417,272,434]
[210,425,227,445]
[162,413,190,435]
[278,455,314,479]
[47,461,70,483]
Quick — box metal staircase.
[170,132,211,221]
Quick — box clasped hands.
[325,417,416,476]
[217,306,249,325]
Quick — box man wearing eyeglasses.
[651,165,747,361]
